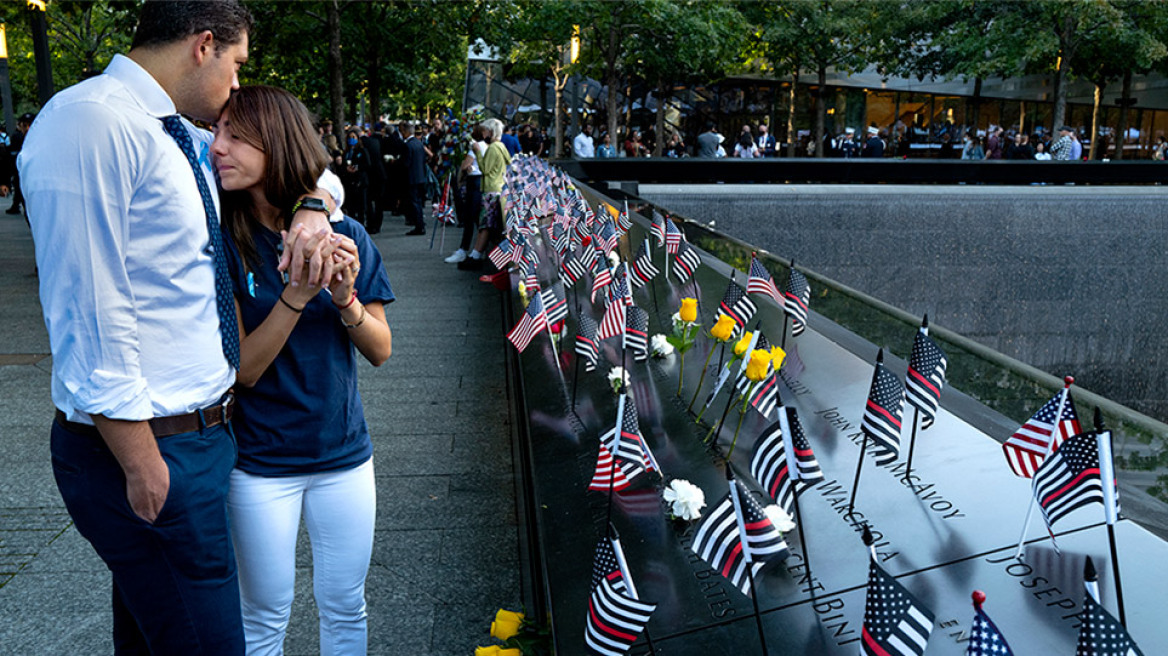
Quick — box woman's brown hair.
[218,85,330,270]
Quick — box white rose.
[650,334,674,357]
[607,367,629,393]
[607,251,621,269]
[763,504,796,533]
[663,479,706,521]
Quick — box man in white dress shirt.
[573,124,595,158]
[19,2,332,653]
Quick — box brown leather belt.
[55,394,234,439]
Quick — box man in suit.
[361,125,385,234]
[756,124,776,157]
[401,121,428,236]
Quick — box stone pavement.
[0,200,521,655]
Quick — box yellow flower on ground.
[769,346,786,371]
[495,609,525,625]
[679,298,698,323]
[710,315,736,342]
[745,349,772,381]
[475,646,501,656]
[733,331,754,357]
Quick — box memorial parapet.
[502,174,1167,654]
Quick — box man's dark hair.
[131,0,254,52]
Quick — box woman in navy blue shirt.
[213,85,393,655]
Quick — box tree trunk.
[553,68,566,158]
[814,66,827,158]
[786,71,799,158]
[653,79,667,157]
[368,53,382,126]
[327,0,344,130]
[1115,69,1132,160]
[1051,15,1074,132]
[970,77,983,137]
[1089,80,1105,160]
[606,19,620,145]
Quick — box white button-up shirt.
[20,54,234,423]
[573,132,594,158]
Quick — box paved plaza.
[0,200,521,654]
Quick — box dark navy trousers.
[51,420,244,655]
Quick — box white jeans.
[228,458,375,656]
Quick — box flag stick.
[571,350,581,413]
[1013,376,1074,560]
[707,388,739,448]
[847,435,869,516]
[727,471,770,656]
[645,238,660,316]
[1095,409,1127,626]
[440,219,446,254]
[428,216,439,249]
[1084,556,1100,603]
[777,402,816,604]
[603,392,627,533]
[903,409,921,481]
[687,341,720,414]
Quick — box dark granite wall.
[641,185,1168,421]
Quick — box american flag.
[597,291,627,341]
[649,211,666,247]
[518,256,540,294]
[861,558,935,656]
[673,242,701,284]
[520,240,540,268]
[691,479,789,597]
[616,201,633,234]
[1033,431,1107,529]
[507,293,548,353]
[560,249,588,286]
[629,241,659,288]
[966,603,1014,656]
[576,315,601,372]
[783,268,811,336]
[597,219,619,255]
[625,306,649,362]
[715,281,757,337]
[1003,389,1081,478]
[584,536,657,656]
[1075,586,1145,656]
[749,372,780,419]
[590,251,613,304]
[588,443,633,492]
[747,256,781,303]
[608,268,633,307]
[905,328,947,430]
[432,174,456,224]
[488,240,515,270]
[550,221,569,255]
[599,394,657,483]
[860,353,906,467]
[665,218,683,254]
[578,238,599,272]
[540,284,568,326]
[751,409,824,513]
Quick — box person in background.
[340,129,370,227]
[320,119,340,159]
[1069,128,1083,161]
[623,129,648,158]
[5,113,33,215]
[518,124,543,157]
[401,122,429,236]
[733,132,758,158]
[572,124,595,159]
[1153,135,1167,161]
[839,127,860,158]
[961,135,985,160]
[596,132,617,159]
[213,85,392,656]
[445,123,486,264]
[1006,133,1035,160]
[664,131,686,158]
[459,118,510,271]
[360,126,385,233]
[1050,125,1075,161]
[861,125,885,158]
[697,121,720,158]
[1034,141,1052,161]
[501,124,522,157]
[756,124,776,157]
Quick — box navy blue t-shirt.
[223,217,394,476]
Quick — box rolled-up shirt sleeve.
[22,100,153,420]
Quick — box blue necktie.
[160,115,241,370]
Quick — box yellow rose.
[733,331,754,357]
[745,349,772,381]
[499,651,521,656]
[475,647,501,656]
[495,609,525,625]
[710,315,736,342]
[490,618,521,641]
[769,346,786,371]
[679,298,698,323]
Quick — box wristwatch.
[292,196,330,215]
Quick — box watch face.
[301,198,328,212]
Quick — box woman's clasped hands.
[279,224,361,308]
